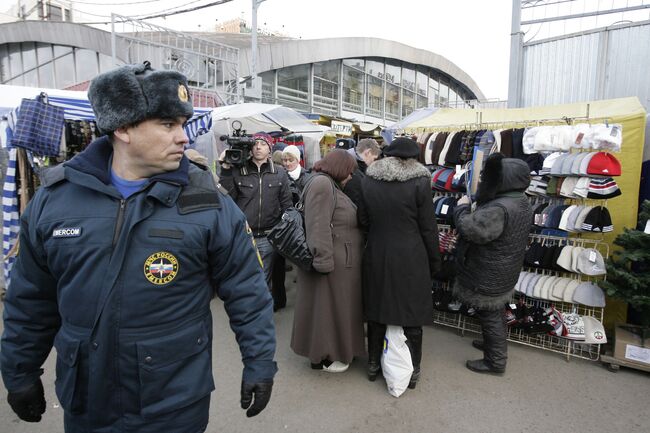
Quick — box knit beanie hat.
[88,61,193,133]
[587,177,621,199]
[550,153,570,176]
[574,206,595,231]
[581,206,613,233]
[555,245,574,272]
[573,282,606,307]
[583,316,608,344]
[592,124,622,151]
[560,177,579,198]
[579,152,597,175]
[561,153,580,175]
[558,205,578,230]
[282,144,302,161]
[566,205,585,231]
[576,248,606,276]
[570,246,585,273]
[253,132,274,150]
[572,177,590,198]
[586,152,621,176]
[562,279,581,303]
[571,152,590,175]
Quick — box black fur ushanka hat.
[88,61,193,133]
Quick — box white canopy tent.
[211,103,325,167]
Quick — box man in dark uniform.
[1,62,277,432]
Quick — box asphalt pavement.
[1,273,649,433]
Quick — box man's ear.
[113,126,131,144]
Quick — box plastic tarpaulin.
[381,107,438,144]
[404,97,647,326]
[211,103,324,167]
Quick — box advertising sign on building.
[331,120,353,136]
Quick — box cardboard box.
[613,325,650,367]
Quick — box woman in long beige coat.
[290,150,366,373]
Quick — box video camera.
[222,120,256,167]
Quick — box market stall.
[402,97,647,361]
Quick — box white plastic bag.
[381,325,413,397]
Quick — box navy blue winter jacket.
[1,136,277,432]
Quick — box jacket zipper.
[112,199,126,247]
[257,166,263,232]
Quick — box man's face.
[117,117,188,179]
[361,149,379,167]
[252,139,271,163]
[282,155,299,171]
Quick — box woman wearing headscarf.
[359,137,441,389]
[290,149,365,373]
[452,153,532,375]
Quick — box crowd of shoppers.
[1,75,532,429]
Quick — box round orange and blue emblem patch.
[144,251,179,285]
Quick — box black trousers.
[477,308,508,369]
[271,252,286,308]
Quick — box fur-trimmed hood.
[366,157,430,182]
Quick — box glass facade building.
[0,42,115,89]
[260,57,477,123]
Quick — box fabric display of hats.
[527,175,549,196]
[514,271,605,308]
[553,245,607,276]
[540,152,563,174]
[572,177,590,198]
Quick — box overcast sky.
[72,0,515,100]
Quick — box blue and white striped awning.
[43,95,212,146]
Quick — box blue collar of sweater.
[64,135,189,186]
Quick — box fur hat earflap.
[476,152,504,205]
[88,61,193,133]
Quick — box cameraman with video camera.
[220,132,293,300]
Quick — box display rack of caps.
[433,194,459,224]
[524,239,607,276]
[419,130,496,167]
[430,165,468,192]
[514,271,606,307]
[532,202,613,233]
[527,150,622,199]
[504,300,607,344]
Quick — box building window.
[439,81,449,107]
[385,82,400,121]
[416,70,428,97]
[342,65,364,113]
[401,65,415,93]
[429,74,439,106]
[260,71,274,103]
[385,61,401,86]
[366,74,384,118]
[343,58,364,71]
[402,90,415,118]
[313,60,339,113]
[277,64,309,103]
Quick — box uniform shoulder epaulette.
[178,164,223,214]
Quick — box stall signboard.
[331,120,353,136]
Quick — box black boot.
[366,321,385,381]
[403,326,423,389]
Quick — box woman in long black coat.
[359,137,441,389]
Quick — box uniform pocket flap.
[137,321,208,371]
[53,332,81,367]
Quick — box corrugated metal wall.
[520,20,650,110]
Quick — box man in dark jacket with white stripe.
[1,62,277,432]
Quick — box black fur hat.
[383,137,420,159]
[88,61,193,133]
[475,153,530,205]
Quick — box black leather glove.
[7,379,46,422]
[240,380,273,418]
